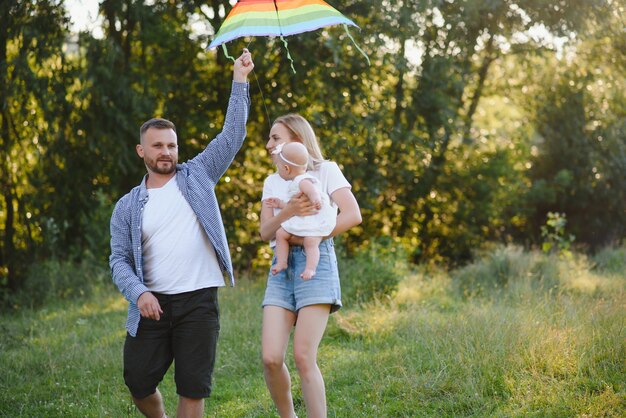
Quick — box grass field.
[1,246,624,417]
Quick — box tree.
[0,0,70,292]
[519,0,626,248]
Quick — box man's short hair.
[140,118,176,140]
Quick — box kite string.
[222,39,272,130]
[252,68,273,132]
[245,38,273,131]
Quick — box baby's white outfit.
[281,173,336,236]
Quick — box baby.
[264,142,336,279]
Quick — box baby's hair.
[273,114,325,170]
[279,142,309,168]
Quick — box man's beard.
[145,157,177,175]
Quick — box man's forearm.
[191,81,250,181]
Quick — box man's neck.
[145,172,175,189]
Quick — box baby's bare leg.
[271,228,292,275]
[301,236,323,280]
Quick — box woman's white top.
[262,161,351,247]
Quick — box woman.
[260,114,362,418]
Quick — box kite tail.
[279,35,296,74]
[221,44,236,62]
[344,24,370,66]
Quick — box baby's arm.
[299,179,322,209]
[264,197,286,209]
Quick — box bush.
[541,212,575,257]
[13,255,110,309]
[453,246,528,296]
[592,245,626,274]
[337,238,409,305]
[453,245,561,298]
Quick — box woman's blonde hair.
[273,114,325,170]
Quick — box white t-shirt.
[262,161,351,246]
[141,177,225,294]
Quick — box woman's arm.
[260,193,318,242]
[282,187,362,246]
[328,187,362,237]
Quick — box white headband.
[273,143,308,168]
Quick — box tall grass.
[1,246,624,417]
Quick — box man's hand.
[233,48,254,83]
[137,292,163,320]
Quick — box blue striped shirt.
[109,81,250,336]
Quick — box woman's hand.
[287,235,305,246]
[259,192,322,242]
[284,193,322,246]
[283,192,319,217]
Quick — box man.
[109,49,253,418]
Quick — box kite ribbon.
[271,0,296,74]
[280,35,297,74]
[221,43,236,62]
[344,24,370,66]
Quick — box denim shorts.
[262,239,342,313]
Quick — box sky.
[65,0,102,36]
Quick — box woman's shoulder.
[312,160,351,193]
[263,172,282,185]
[314,161,349,180]
[315,160,342,174]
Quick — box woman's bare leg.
[293,304,330,418]
[262,306,298,418]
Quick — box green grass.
[1,247,624,417]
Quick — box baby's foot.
[271,261,288,275]
[301,268,316,280]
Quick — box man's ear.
[136,143,144,158]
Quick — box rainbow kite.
[208,0,369,72]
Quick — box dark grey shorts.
[123,287,220,399]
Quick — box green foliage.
[12,255,110,310]
[0,0,75,292]
[540,211,575,256]
[336,238,408,305]
[515,5,626,248]
[80,190,116,263]
[592,245,626,275]
[453,245,562,298]
[1,0,625,297]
